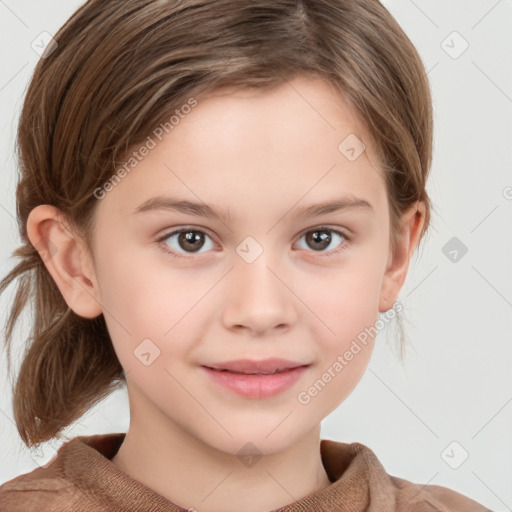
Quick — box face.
[59,76,409,455]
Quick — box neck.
[111,418,331,512]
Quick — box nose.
[221,250,297,337]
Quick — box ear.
[26,204,103,319]
[379,201,426,312]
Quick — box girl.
[0,1,492,511]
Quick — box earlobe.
[378,201,426,312]
[26,205,103,319]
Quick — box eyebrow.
[133,195,373,223]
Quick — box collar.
[56,432,395,511]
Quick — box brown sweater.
[0,433,491,511]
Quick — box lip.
[201,358,310,399]
[204,358,308,374]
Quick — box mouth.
[203,357,309,373]
[201,358,310,399]
[206,368,296,375]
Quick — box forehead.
[182,76,371,154]
[95,75,387,222]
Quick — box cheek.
[93,243,220,371]
[305,250,387,337]
[299,248,386,401]
[298,270,380,417]
[95,234,208,328]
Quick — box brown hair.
[0,0,433,447]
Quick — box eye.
[156,226,349,260]
[157,228,216,258]
[295,227,349,256]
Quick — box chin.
[194,418,316,458]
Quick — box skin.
[27,75,425,512]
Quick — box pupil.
[308,230,331,251]
[176,230,332,253]
[179,231,204,252]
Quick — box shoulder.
[389,474,493,512]
[0,470,85,512]
[320,439,492,512]
[0,434,118,512]
[324,440,492,512]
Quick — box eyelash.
[156,226,351,260]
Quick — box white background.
[0,1,511,510]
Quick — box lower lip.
[201,366,309,399]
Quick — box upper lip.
[203,358,309,375]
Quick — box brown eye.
[296,228,347,255]
[305,230,332,251]
[177,231,205,252]
[160,228,215,256]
